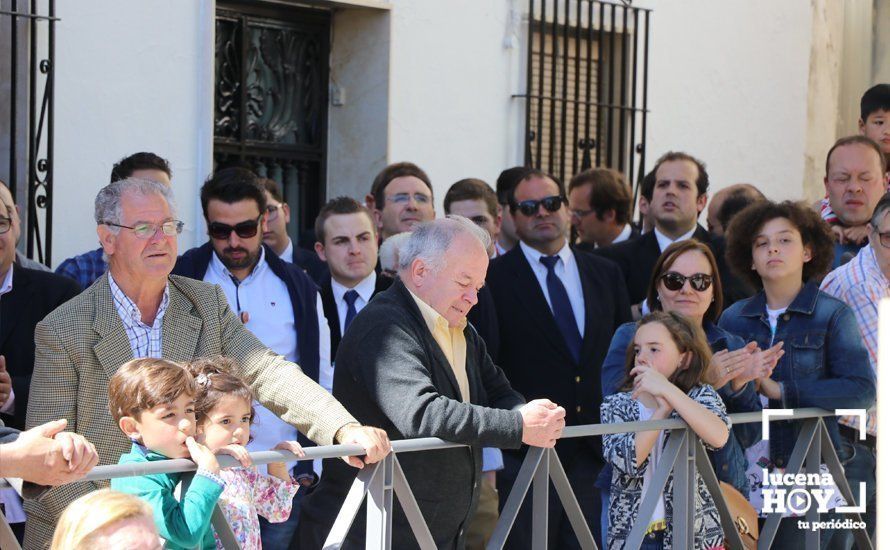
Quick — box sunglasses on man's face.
[513,195,566,217]
[660,271,713,292]
[207,215,262,240]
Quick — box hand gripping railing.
[0,409,873,550]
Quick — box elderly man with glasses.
[23,175,390,549]
[819,191,890,545]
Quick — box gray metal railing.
[0,409,873,550]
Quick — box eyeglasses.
[103,220,184,239]
[570,208,594,219]
[208,215,262,240]
[265,203,282,222]
[0,216,11,235]
[660,271,713,292]
[513,195,566,216]
[388,192,432,205]
[872,229,890,249]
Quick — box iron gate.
[1,0,57,266]
[214,1,330,241]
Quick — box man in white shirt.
[314,197,391,360]
[174,167,332,548]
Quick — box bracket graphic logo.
[759,409,868,529]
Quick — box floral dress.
[601,385,729,550]
[215,467,300,550]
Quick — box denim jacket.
[598,321,761,495]
[718,281,876,466]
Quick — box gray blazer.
[299,279,525,549]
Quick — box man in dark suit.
[568,167,640,251]
[314,197,391,359]
[594,151,748,309]
[487,169,632,548]
[0,183,81,430]
[299,217,566,549]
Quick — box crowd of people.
[0,83,887,550]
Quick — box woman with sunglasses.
[719,200,875,548]
[597,240,778,545]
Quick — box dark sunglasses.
[208,215,262,240]
[660,271,713,292]
[513,195,566,216]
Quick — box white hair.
[94,177,177,232]
[397,216,491,273]
[379,232,411,273]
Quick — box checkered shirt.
[108,272,170,359]
[54,247,107,289]
[820,244,888,437]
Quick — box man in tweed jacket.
[24,177,390,548]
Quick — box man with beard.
[173,167,332,548]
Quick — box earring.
[656,294,662,302]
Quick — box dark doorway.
[214,1,330,244]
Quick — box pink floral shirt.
[215,467,300,550]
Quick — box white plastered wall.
[50,0,213,267]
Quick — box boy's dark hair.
[110,152,171,184]
[860,83,890,122]
[370,162,433,211]
[315,196,375,244]
[646,240,724,324]
[506,169,566,212]
[717,185,766,231]
[496,166,534,205]
[108,358,195,424]
[618,311,713,394]
[200,167,267,220]
[652,151,710,197]
[258,177,284,203]
[824,135,886,177]
[568,168,632,225]
[725,200,835,289]
[187,356,255,441]
[444,178,499,219]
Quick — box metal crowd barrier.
[0,408,872,550]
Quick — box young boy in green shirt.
[108,358,247,550]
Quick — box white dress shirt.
[279,239,295,264]
[653,225,697,253]
[519,240,585,335]
[204,247,331,475]
[330,271,377,337]
[611,223,634,245]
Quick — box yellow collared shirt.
[408,288,470,402]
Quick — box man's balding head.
[707,183,765,236]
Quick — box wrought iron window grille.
[1,1,57,266]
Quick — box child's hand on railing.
[215,444,252,468]
[185,436,221,475]
[268,441,306,481]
